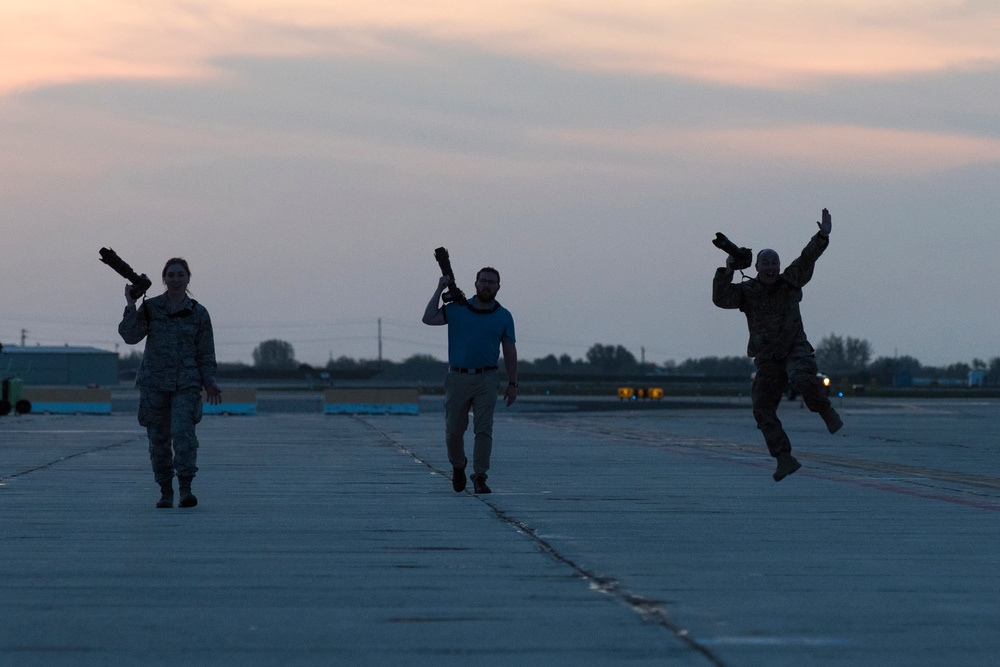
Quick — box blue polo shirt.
[443,301,515,368]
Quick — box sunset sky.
[2,1,999,367]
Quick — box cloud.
[3,6,1000,366]
[7,36,999,212]
[543,123,1000,176]
[6,0,1000,97]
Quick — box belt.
[449,365,498,374]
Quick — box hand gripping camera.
[433,247,467,305]
[711,233,753,271]
[99,248,152,300]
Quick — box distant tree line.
[116,335,1000,386]
[812,333,1000,386]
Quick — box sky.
[2,0,1000,368]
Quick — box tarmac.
[2,395,999,666]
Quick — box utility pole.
[641,346,645,366]
[20,329,27,346]
[377,318,383,367]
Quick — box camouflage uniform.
[713,232,834,460]
[119,294,217,486]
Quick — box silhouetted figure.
[119,258,222,507]
[713,209,843,481]
[423,267,517,494]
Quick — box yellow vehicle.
[617,387,664,400]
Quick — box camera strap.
[465,300,501,315]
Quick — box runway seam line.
[0,438,140,482]
[356,416,727,667]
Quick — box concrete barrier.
[22,387,113,415]
[324,388,419,415]
[202,387,257,415]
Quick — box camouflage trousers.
[138,388,203,485]
[752,349,832,459]
[444,370,499,478]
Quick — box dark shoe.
[773,455,801,482]
[155,481,174,509]
[822,408,843,434]
[178,486,198,508]
[452,464,467,492]
[471,474,491,495]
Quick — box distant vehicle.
[1,376,32,416]
[1,344,33,416]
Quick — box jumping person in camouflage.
[119,258,222,507]
[712,209,843,482]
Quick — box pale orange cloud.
[541,123,1000,176]
[4,0,998,190]
[4,0,1000,96]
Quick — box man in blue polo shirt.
[423,266,517,494]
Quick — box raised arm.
[118,285,149,345]
[712,256,742,309]
[422,275,450,325]
[783,208,832,288]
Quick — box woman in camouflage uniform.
[119,258,222,508]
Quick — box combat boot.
[178,477,198,508]
[821,408,843,434]
[773,455,801,482]
[156,481,174,509]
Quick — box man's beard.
[476,288,496,303]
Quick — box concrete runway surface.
[2,396,998,666]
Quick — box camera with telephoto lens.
[433,247,467,304]
[99,247,152,300]
[712,233,753,271]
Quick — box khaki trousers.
[444,370,499,477]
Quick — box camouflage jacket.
[118,293,217,391]
[712,231,829,360]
